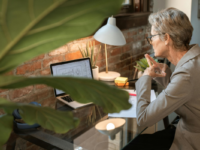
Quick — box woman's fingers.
[145,54,157,65]
[144,54,168,73]
[145,54,152,67]
[154,71,166,77]
[143,66,166,78]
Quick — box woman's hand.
[145,54,168,72]
[142,54,167,78]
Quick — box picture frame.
[122,0,131,5]
[134,0,141,12]
[120,0,132,14]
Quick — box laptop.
[50,58,93,109]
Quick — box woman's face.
[151,26,168,57]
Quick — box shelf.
[114,12,152,30]
[92,12,152,34]
[114,12,152,18]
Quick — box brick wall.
[0,25,152,111]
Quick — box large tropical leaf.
[0,114,13,148]
[0,99,79,133]
[0,0,123,74]
[0,76,131,113]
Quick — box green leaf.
[0,99,79,134]
[86,42,89,57]
[78,46,84,58]
[80,45,87,58]
[0,98,20,114]
[91,42,94,68]
[140,58,149,68]
[137,61,146,69]
[134,66,144,72]
[78,41,100,68]
[19,105,79,133]
[0,0,123,74]
[0,114,13,147]
[0,76,131,113]
[135,56,158,71]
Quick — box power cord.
[128,79,138,82]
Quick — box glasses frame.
[146,33,165,45]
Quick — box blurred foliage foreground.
[0,0,131,148]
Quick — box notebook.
[50,58,93,109]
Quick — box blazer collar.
[175,44,200,69]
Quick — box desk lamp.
[94,16,126,81]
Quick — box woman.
[136,7,200,150]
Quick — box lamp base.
[98,71,120,81]
[95,118,126,141]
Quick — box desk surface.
[9,81,166,150]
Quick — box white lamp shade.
[94,17,126,46]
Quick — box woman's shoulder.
[171,66,191,81]
[171,56,200,82]
[172,44,200,77]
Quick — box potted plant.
[134,57,158,78]
[79,41,101,80]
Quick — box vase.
[92,66,99,80]
[137,71,143,78]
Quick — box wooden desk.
[6,81,169,150]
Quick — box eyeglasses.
[146,33,165,45]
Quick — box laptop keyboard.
[61,96,74,103]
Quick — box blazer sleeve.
[153,66,172,88]
[135,67,191,127]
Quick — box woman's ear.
[165,33,170,46]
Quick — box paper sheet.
[108,90,157,118]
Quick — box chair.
[122,116,179,150]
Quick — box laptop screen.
[50,58,93,96]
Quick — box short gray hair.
[148,7,193,50]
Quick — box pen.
[129,93,137,96]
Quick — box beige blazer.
[135,44,200,150]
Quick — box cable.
[121,78,138,87]
[128,79,138,82]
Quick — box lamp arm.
[105,44,108,73]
